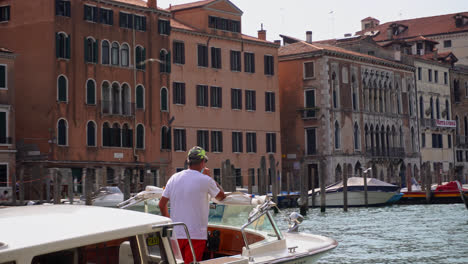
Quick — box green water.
[273,204,468,264]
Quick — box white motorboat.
[308,177,400,207]
[61,186,124,207]
[119,186,338,263]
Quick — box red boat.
[432,181,468,199]
[399,181,468,204]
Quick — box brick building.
[0,0,171,199]
[278,37,419,190]
[167,0,281,191]
[0,47,16,195]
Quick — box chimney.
[257,24,266,40]
[147,0,157,9]
[306,31,312,43]
[274,40,281,45]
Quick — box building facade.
[165,0,281,191]
[279,40,419,190]
[451,66,468,182]
[0,48,16,195]
[0,0,171,199]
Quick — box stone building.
[0,0,171,199]
[0,47,16,195]
[167,0,281,191]
[451,66,468,182]
[278,38,419,190]
[357,12,468,66]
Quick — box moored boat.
[307,177,400,207]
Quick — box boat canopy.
[309,177,399,194]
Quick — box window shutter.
[231,89,234,109]
[84,37,88,62]
[273,133,276,152]
[253,134,257,153]
[182,83,186,104]
[129,14,134,29]
[167,22,171,35]
[55,33,60,58]
[219,87,222,107]
[167,127,172,149]
[0,112,6,141]
[93,39,98,63]
[272,93,275,112]
[232,133,235,152]
[142,16,147,31]
[142,48,146,70]
[93,6,98,22]
[219,132,223,152]
[240,133,243,152]
[65,1,71,17]
[0,66,5,88]
[119,12,123,27]
[264,56,268,75]
[167,51,171,73]
[109,10,114,25]
[182,130,186,151]
[83,5,89,20]
[173,83,177,104]
[252,54,255,73]
[66,34,71,59]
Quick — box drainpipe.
[133,13,139,163]
[414,70,423,182]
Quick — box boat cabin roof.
[0,205,172,261]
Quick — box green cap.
[187,146,208,162]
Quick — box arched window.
[445,99,450,120]
[102,40,110,65]
[102,81,111,114]
[87,121,96,147]
[354,122,359,150]
[55,32,70,59]
[57,119,68,146]
[121,83,131,115]
[136,46,146,70]
[84,37,98,63]
[57,75,67,102]
[136,124,144,149]
[334,121,340,149]
[419,96,424,119]
[102,122,111,147]
[160,87,168,111]
[161,126,171,150]
[112,82,121,115]
[121,43,130,67]
[436,98,440,119]
[86,79,96,105]
[136,85,144,109]
[121,123,132,148]
[111,123,121,147]
[159,49,171,73]
[111,42,119,66]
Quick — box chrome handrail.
[152,222,198,264]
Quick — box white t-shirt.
[162,169,220,240]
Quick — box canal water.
[273,204,468,264]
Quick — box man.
[159,146,226,263]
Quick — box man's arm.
[214,182,226,201]
[159,196,170,217]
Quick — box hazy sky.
[156,0,468,42]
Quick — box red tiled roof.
[357,12,468,41]
[279,41,409,68]
[169,0,217,11]
[362,16,379,22]
[419,51,458,64]
[405,35,438,44]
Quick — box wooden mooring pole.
[269,154,278,213]
[343,164,348,212]
[319,160,326,212]
[299,160,308,216]
[363,169,369,207]
[425,163,432,204]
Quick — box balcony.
[365,147,405,158]
[298,107,320,119]
[101,100,135,116]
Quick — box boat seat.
[200,256,248,264]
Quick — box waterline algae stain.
[274,204,468,263]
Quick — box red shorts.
[177,239,206,264]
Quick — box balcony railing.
[101,100,135,116]
[365,147,405,158]
[298,107,320,119]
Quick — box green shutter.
[93,39,98,63]
[55,33,60,58]
[167,51,171,73]
[66,34,71,59]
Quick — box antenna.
[329,10,335,39]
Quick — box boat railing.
[152,222,199,264]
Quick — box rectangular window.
[173,82,186,105]
[0,5,10,22]
[444,40,452,48]
[210,86,222,108]
[173,41,185,64]
[0,112,7,144]
[208,16,240,33]
[428,69,432,82]
[174,129,186,151]
[266,132,276,153]
[245,90,256,111]
[83,5,98,22]
[418,67,422,81]
[431,133,443,148]
[197,130,209,151]
[196,85,209,107]
[0,164,6,187]
[134,15,147,31]
[55,0,71,17]
[119,12,133,29]
[265,92,275,112]
[444,72,448,85]
[244,52,255,73]
[421,133,426,148]
[434,70,438,83]
[158,19,171,35]
[231,88,242,110]
[213,168,221,184]
[448,134,452,148]
[211,47,222,69]
[0,65,6,89]
[304,62,315,79]
[246,132,257,153]
[230,50,241,71]
[306,128,317,155]
[211,131,223,152]
[264,55,274,75]
[99,8,113,25]
[232,132,243,153]
[197,44,208,67]
[304,90,316,118]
